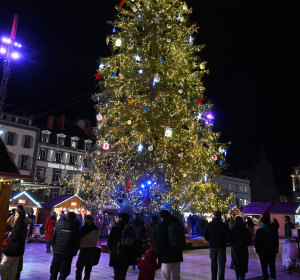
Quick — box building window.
[50,191,57,199]
[236,185,238,191]
[57,137,64,145]
[53,170,60,182]
[12,117,15,121]
[23,136,31,148]
[297,197,300,201]
[55,151,62,163]
[240,186,243,192]
[20,156,29,169]
[85,142,91,151]
[70,154,76,165]
[221,182,224,190]
[39,149,47,160]
[245,186,248,193]
[6,132,15,146]
[71,140,77,149]
[36,167,45,179]
[2,114,6,120]
[83,158,88,167]
[236,198,239,206]
[41,133,49,142]
[66,189,74,195]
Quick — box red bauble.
[212,155,218,161]
[102,142,110,150]
[125,180,131,192]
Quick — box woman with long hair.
[1,210,27,280]
[271,218,280,232]
[230,216,252,280]
[76,215,99,280]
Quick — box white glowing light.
[12,52,19,59]
[135,55,141,61]
[99,64,105,69]
[12,191,42,208]
[0,48,6,54]
[197,113,202,120]
[115,39,122,47]
[138,144,143,152]
[138,69,143,74]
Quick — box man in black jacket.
[50,212,80,280]
[203,211,232,280]
[284,215,295,238]
[255,217,279,280]
[156,210,184,280]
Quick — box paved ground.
[19,240,299,280]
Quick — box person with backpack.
[76,215,99,280]
[137,248,161,280]
[156,210,185,280]
[108,213,135,280]
[1,210,27,280]
[50,212,80,280]
[230,216,252,280]
[129,213,145,269]
[203,210,232,280]
[255,217,279,280]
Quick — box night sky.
[1,0,300,192]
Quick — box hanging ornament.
[96,113,103,121]
[161,57,166,63]
[128,97,134,104]
[127,120,132,125]
[219,146,225,154]
[99,63,105,69]
[193,62,199,67]
[200,63,206,70]
[178,153,183,158]
[180,17,184,22]
[153,16,161,24]
[220,160,226,167]
[195,139,200,146]
[128,45,133,50]
[138,144,143,152]
[119,0,125,7]
[167,38,171,42]
[106,37,110,45]
[153,76,160,83]
[113,27,116,33]
[125,180,131,192]
[148,145,153,151]
[110,72,117,77]
[133,7,137,12]
[102,142,110,150]
[114,100,120,105]
[135,55,141,61]
[167,24,172,29]
[138,69,143,74]
[183,4,188,10]
[144,106,150,111]
[115,39,122,47]
[165,128,172,137]
[196,97,205,105]
[212,155,218,161]
[178,89,183,93]
[94,72,104,81]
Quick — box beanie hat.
[214,211,222,219]
[50,210,56,216]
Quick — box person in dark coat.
[1,210,27,280]
[284,215,295,238]
[26,208,36,242]
[255,217,279,280]
[203,210,232,280]
[188,215,197,236]
[230,216,252,280]
[129,213,145,269]
[50,212,80,280]
[108,213,135,280]
[137,249,161,280]
[156,210,184,280]
[271,218,280,232]
[149,216,159,252]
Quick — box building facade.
[0,113,40,176]
[291,166,300,202]
[214,175,251,210]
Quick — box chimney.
[47,116,54,130]
[84,123,91,136]
[58,115,65,131]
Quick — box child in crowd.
[137,249,161,280]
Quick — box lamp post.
[0,14,21,117]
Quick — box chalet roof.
[42,194,85,208]
[269,202,300,214]
[10,191,42,208]
[241,202,273,214]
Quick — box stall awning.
[241,202,273,215]
[269,202,300,214]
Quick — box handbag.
[3,237,10,248]
[92,247,101,266]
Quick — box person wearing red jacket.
[137,249,161,280]
[45,211,57,253]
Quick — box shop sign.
[48,162,81,171]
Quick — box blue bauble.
[144,106,150,111]
[161,57,166,63]
[219,160,226,167]
[110,72,117,77]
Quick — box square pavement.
[19,240,299,280]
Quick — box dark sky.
[1,0,300,191]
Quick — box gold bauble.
[128,97,134,104]
[183,4,188,10]
[200,63,206,70]
[127,120,132,125]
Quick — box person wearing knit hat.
[45,211,57,253]
[255,216,279,280]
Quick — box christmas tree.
[83,0,232,214]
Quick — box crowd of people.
[1,206,297,280]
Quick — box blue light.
[141,184,145,188]
[147,181,151,185]
[113,27,116,33]
[138,144,143,152]
[139,191,142,194]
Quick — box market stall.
[240,202,274,232]
[269,202,300,237]
[39,194,87,223]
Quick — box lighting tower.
[0,14,21,117]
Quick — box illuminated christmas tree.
[82,0,232,214]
